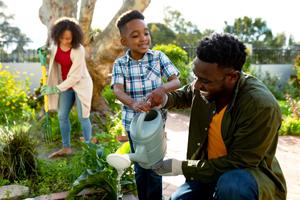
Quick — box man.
[148,33,286,200]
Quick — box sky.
[3,0,300,50]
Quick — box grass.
[0,126,38,181]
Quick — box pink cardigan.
[47,44,93,118]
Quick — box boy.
[111,10,180,200]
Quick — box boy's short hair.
[116,10,145,34]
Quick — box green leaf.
[68,168,117,199]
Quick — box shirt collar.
[124,49,154,62]
[227,71,247,112]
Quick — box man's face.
[193,58,235,103]
[121,19,151,60]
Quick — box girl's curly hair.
[51,17,83,48]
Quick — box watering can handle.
[136,109,160,138]
[136,112,147,138]
[37,46,48,66]
[37,46,49,112]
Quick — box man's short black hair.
[116,10,145,34]
[196,33,246,71]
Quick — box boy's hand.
[131,101,151,112]
[147,87,166,107]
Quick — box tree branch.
[79,0,97,46]
[91,0,151,63]
[39,0,78,45]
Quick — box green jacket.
[165,73,286,200]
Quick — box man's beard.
[199,90,213,103]
[200,88,227,104]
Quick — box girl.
[41,17,93,158]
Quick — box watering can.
[128,109,167,169]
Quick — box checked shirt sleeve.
[159,51,180,79]
[111,60,125,87]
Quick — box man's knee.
[215,169,258,200]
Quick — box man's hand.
[131,101,151,112]
[41,85,60,95]
[152,158,183,176]
[147,87,166,108]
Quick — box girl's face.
[59,30,72,47]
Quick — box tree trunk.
[39,0,151,114]
[39,0,78,45]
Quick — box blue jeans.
[171,169,258,200]
[127,131,162,200]
[58,90,91,147]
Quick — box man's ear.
[120,37,127,46]
[227,70,240,84]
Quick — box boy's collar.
[125,49,153,62]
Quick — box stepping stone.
[0,184,29,199]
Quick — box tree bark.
[39,0,151,113]
[78,0,97,46]
[39,0,78,45]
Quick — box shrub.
[153,44,188,65]
[0,126,38,181]
[283,79,299,99]
[153,44,192,85]
[0,64,34,124]
[249,68,285,100]
[285,94,300,118]
[294,55,300,79]
[68,143,117,199]
[279,95,300,136]
[102,85,121,112]
[282,55,300,98]
[280,116,300,136]
[278,100,292,117]
[242,46,252,73]
[68,135,135,199]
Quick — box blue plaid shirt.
[111,49,179,132]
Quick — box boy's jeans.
[127,131,162,200]
[171,169,258,200]
[58,90,91,147]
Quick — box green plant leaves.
[0,126,38,181]
[0,67,34,124]
[68,168,117,200]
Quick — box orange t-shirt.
[208,105,228,160]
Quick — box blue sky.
[3,0,300,50]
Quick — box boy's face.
[121,19,151,60]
